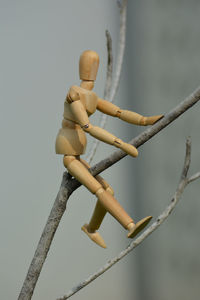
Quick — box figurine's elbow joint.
[82,123,92,133]
[113,138,122,147]
[116,109,122,118]
[139,116,146,125]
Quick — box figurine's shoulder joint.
[66,85,80,103]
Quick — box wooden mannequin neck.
[80,80,94,90]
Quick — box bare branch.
[18,85,200,300]
[181,136,191,179]
[103,30,113,99]
[109,0,127,102]
[57,138,199,300]
[89,86,200,178]
[17,173,72,300]
[86,29,113,164]
[117,0,122,9]
[87,0,127,164]
[187,172,200,184]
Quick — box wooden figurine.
[55,50,163,248]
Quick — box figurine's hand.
[114,139,138,157]
[118,110,163,126]
[140,114,164,125]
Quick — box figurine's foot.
[81,224,107,249]
[127,216,152,239]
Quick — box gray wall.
[125,1,200,300]
[0,1,200,300]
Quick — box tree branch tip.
[105,30,110,42]
[105,30,112,54]
[185,137,192,162]
[186,136,192,148]
[117,0,122,9]
[186,135,191,142]
[187,172,200,184]
[105,29,110,36]
[117,0,127,10]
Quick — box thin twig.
[89,86,200,177]
[109,0,127,102]
[18,85,200,300]
[103,30,113,99]
[86,29,113,164]
[87,0,127,164]
[117,0,123,9]
[187,172,200,183]
[57,138,199,300]
[181,136,191,179]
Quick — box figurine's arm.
[67,87,138,157]
[97,98,163,125]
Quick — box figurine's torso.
[63,86,98,122]
[55,86,98,155]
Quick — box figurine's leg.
[80,159,114,232]
[64,156,132,220]
[80,159,152,238]
[64,155,152,246]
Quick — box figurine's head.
[79,50,99,81]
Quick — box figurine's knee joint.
[106,186,114,196]
[95,187,105,197]
[95,175,114,195]
[84,177,103,196]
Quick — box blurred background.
[0,1,200,299]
